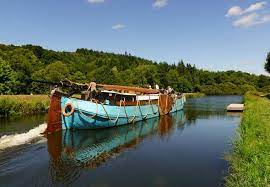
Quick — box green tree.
[166,69,180,90]
[43,61,70,81]
[31,61,70,93]
[257,75,270,88]
[260,85,270,93]
[6,48,42,93]
[178,77,193,92]
[0,43,269,95]
[0,59,16,94]
[265,52,270,73]
[70,71,87,83]
[240,84,256,93]
[132,65,159,87]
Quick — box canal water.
[0,96,243,187]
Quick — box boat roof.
[101,90,119,94]
[97,84,160,94]
[101,90,137,96]
[60,79,160,95]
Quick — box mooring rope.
[121,96,159,123]
[70,94,163,127]
[122,98,140,124]
[100,100,123,126]
[149,97,159,115]
[142,97,152,120]
[122,98,131,123]
[74,99,98,119]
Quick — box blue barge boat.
[45,82,185,133]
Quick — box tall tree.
[265,52,270,73]
[0,59,16,94]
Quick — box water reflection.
[0,96,243,187]
[185,96,243,123]
[47,111,185,184]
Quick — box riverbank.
[0,95,49,118]
[226,93,270,186]
[185,93,205,98]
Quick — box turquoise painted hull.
[61,96,185,130]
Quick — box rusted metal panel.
[158,94,175,115]
[45,91,62,133]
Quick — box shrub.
[0,95,49,118]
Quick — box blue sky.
[0,0,269,74]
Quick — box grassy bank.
[226,93,270,187]
[184,93,205,98]
[0,95,50,118]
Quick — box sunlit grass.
[226,93,270,187]
[0,95,50,118]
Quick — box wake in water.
[0,124,47,151]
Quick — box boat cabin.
[80,89,160,106]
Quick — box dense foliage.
[0,43,269,95]
[265,52,270,74]
[0,58,16,94]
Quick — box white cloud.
[112,24,126,30]
[245,1,267,13]
[226,6,243,17]
[153,0,168,9]
[226,1,270,28]
[87,0,105,4]
[233,13,259,27]
[233,13,270,28]
[226,1,267,17]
